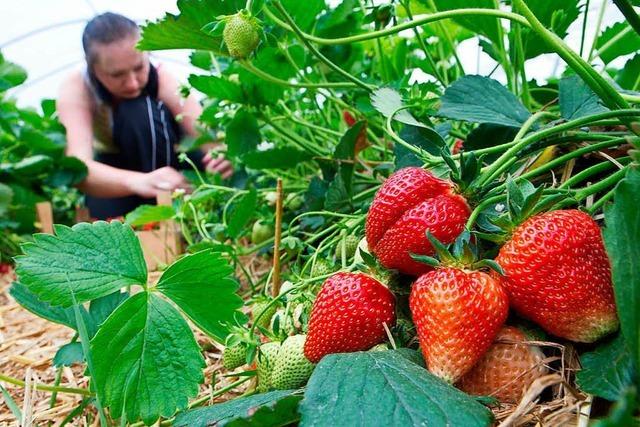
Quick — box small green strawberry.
[369,343,390,352]
[272,335,315,390]
[251,220,273,245]
[256,341,281,392]
[335,235,361,260]
[252,298,277,330]
[223,344,248,370]
[311,259,334,278]
[222,10,261,59]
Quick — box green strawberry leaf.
[300,350,493,426]
[591,386,639,427]
[279,0,325,32]
[173,390,301,427]
[90,292,205,425]
[242,147,313,170]
[189,51,214,71]
[370,87,423,127]
[0,53,27,92]
[576,334,637,401]
[87,291,130,332]
[226,108,261,158]
[604,168,640,372]
[224,393,301,427]
[138,0,245,52]
[9,281,78,329]
[517,0,580,59]
[431,0,501,44]
[616,54,640,91]
[333,121,366,193]
[53,342,84,367]
[156,250,247,342]
[559,75,609,120]
[0,183,13,217]
[324,173,351,213]
[14,221,147,307]
[188,75,245,103]
[125,205,175,227]
[595,22,640,64]
[438,76,531,128]
[226,189,257,239]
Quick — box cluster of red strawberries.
[303,167,618,401]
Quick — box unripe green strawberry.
[256,341,281,392]
[251,220,273,245]
[223,11,261,59]
[311,259,334,277]
[271,335,315,390]
[222,344,247,370]
[252,299,277,330]
[334,235,360,260]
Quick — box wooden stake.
[272,179,283,297]
[35,202,54,234]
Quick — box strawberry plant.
[0,53,87,264]
[5,0,640,425]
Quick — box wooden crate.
[35,192,182,271]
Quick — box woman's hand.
[128,166,191,198]
[203,151,234,179]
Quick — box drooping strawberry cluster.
[368,167,617,394]
[263,167,618,402]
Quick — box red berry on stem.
[410,267,509,383]
[496,209,618,343]
[304,272,396,363]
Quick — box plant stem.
[579,0,590,57]
[465,194,508,229]
[263,6,530,45]
[239,60,358,89]
[426,0,465,77]
[587,186,617,214]
[512,17,531,108]
[588,0,608,61]
[561,157,630,188]
[612,0,640,37]
[383,106,439,165]
[573,166,628,200]
[271,1,374,92]
[513,0,628,111]
[518,137,637,182]
[400,0,446,85]
[476,109,640,187]
[263,115,326,156]
[0,374,92,396]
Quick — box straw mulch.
[0,251,272,426]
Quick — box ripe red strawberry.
[410,267,509,383]
[452,139,464,154]
[343,110,357,127]
[304,272,396,363]
[366,168,470,275]
[495,210,618,343]
[457,326,548,403]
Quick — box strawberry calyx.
[410,230,504,275]
[474,176,571,243]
